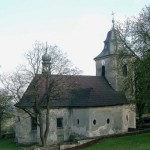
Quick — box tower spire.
[112,11,115,29]
[42,42,51,74]
[45,41,48,54]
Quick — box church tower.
[42,44,51,74]
[94,18,126,91]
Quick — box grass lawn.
[0,139,19,150]
[83,132,150,150]
[0,132,150,150]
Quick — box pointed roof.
[94,28,119,60]
[94,17,121,60]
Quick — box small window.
[122,64,127,76]
[57,118,63,128]
[102,66,105,76]
[126,115,129,121]
[77,119,79,125]
[93,120,96,125]
[31,117,37,130]
[107,118,110,124]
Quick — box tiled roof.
[15,75,127,108]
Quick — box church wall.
[128,108,136,128]
[96,56,119,91]
[109,41,116,54]
[70,108,89,137]
[88,106,123,137]
[69,105,135,138]
[15,108,71,145]
[36,108,71,145]
[122,105,136,129]
[15,105,136,145]
[88,105,136,137]
[15,108,37,144]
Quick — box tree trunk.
[42,75,51,146]
[39,113,46,146]
[44,101,50,145]
[39,109,50,146]
[34,91,46,146]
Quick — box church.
[15,20,136,145]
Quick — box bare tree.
[24,41,44,77]
[0,41,81,103]
[1,41,81,146]
[0,89,12,138]
[21,42,81,146]
[0,66,29,103]
[24,41,80,76]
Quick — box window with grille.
[57,118,63,128]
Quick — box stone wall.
[15,105,135,145]
[88,106,122,137]
[70,108,89,137]
[122,105,136,129]
[15,108,71,145]
[15,108,37,144]
[88,105,135,137]
[95,56,119,91]
[36,108,71,145]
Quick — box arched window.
[126,115,129,121]
[122,64,127,76]
[77,119,79,125]
[102,66,105,76]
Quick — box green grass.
[83,132,150,150]
[0,139,19,150]
[0,132,150,150]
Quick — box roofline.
[94,54,118,61]
[35,74,99,77]
[15,103,127,109]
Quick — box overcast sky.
[0,0,149,75]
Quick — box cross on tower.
[45,41,48,54]
[112,11,115,28]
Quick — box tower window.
[102,66,105,76]
[77,119,79,125]
[122,65,127,76]
[126,115,129,121]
